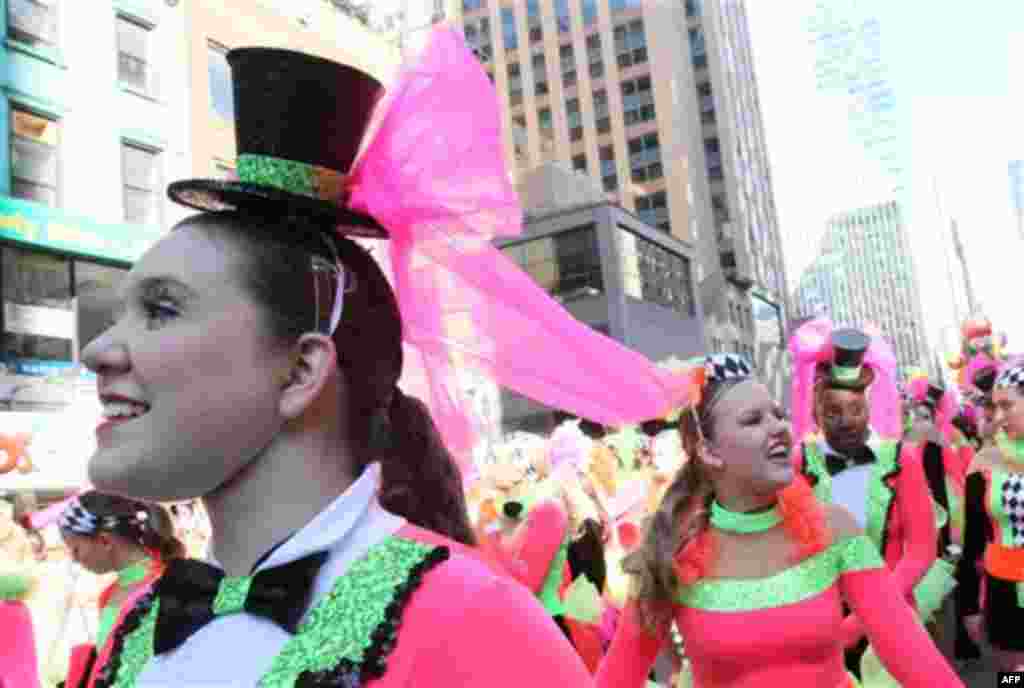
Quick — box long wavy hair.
[623,378,829,632]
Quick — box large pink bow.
[346,27,681,473]
[788,317,901,441]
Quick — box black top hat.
[974,367,997,395]
[168,48,387,238]
[503,501,525,521]
[829,328,871,387]
[924,383,945,410]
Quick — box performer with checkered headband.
[957,361,1024,672]
[596,354,962,688]
[56,491,184,688]
[787,320,942,679]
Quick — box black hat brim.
[167,179,388,239]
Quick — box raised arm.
[887,443,938,597]
[596,601,668,688]
[840,545,962,687]
[513,499,570,594]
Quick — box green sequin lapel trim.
[110,602,159,688]
[802,441,832,503]
[95,538,449,688]
[866,441,900,551]
[538,533,571,617]
[676,536,882,612]
[260,537,448,688]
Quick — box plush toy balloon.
[0,433,30,475]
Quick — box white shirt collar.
[208,462,384,573]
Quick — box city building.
[809,0,902,195]
[497,163,705,434]
[455,0,788,396]
[792,200,930,375]
[0,0,193,496]
[1010,160,1024,241]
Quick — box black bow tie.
[825,446,875,476]
[152,551,328,655]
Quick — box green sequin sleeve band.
[236,154,350,203]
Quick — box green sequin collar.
[117,559,151,588]
[997,433,1024,463]
[676,535,883,612]
[710,500,781,534]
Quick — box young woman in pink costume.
[596,354,962,688]
[0,498,40,688]
[57,492,183,688]
[73,25,692,688]
[958,363,1024,672]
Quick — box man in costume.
[790,323,937,676]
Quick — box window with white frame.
[10,108,59,208]
[122,143,162,227]
[8,0,58,50]
[117,15,156,96]
[208,41,235,120]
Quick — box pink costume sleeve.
[841,444,937,646]
[411,572,594,688]
[513,499,569,594]
[841,566,963,687]
[595,602,668,688]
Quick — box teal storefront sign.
[0,195,161,263]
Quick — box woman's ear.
[697,440,725,471]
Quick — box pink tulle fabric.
[788,318,901,442]
[906,376,957,444]
[345,27,683,470]
[26,489,86,530]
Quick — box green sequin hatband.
[710,500,782,534]
[831,364,863,384]
[236,154,350,203]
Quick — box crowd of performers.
[0,25,1021,688]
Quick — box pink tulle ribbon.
[788,317,901,442]
[345,27,682,472]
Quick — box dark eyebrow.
[122,275,198,301]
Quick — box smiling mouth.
[99,398,151,427]
[766,443,791,461]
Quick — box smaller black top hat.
[503,501,525,521]
[924,383,945,410]
[974,367,997,395]
[168,48,387,237]
[829,328,871,386]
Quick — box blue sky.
[746,0,1023,356]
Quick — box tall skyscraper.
[809,0,902,194]
[1010,160,1024,241]
[792,201,929,374]
[455,0,789,390]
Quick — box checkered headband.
[705,353,753,384]
[996,365,1024,392]
[58,496,148,537]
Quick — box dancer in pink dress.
[596,355,961,688]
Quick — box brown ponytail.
[622,378,743,631]
[139,503,186,560]
[378,392,476,546]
